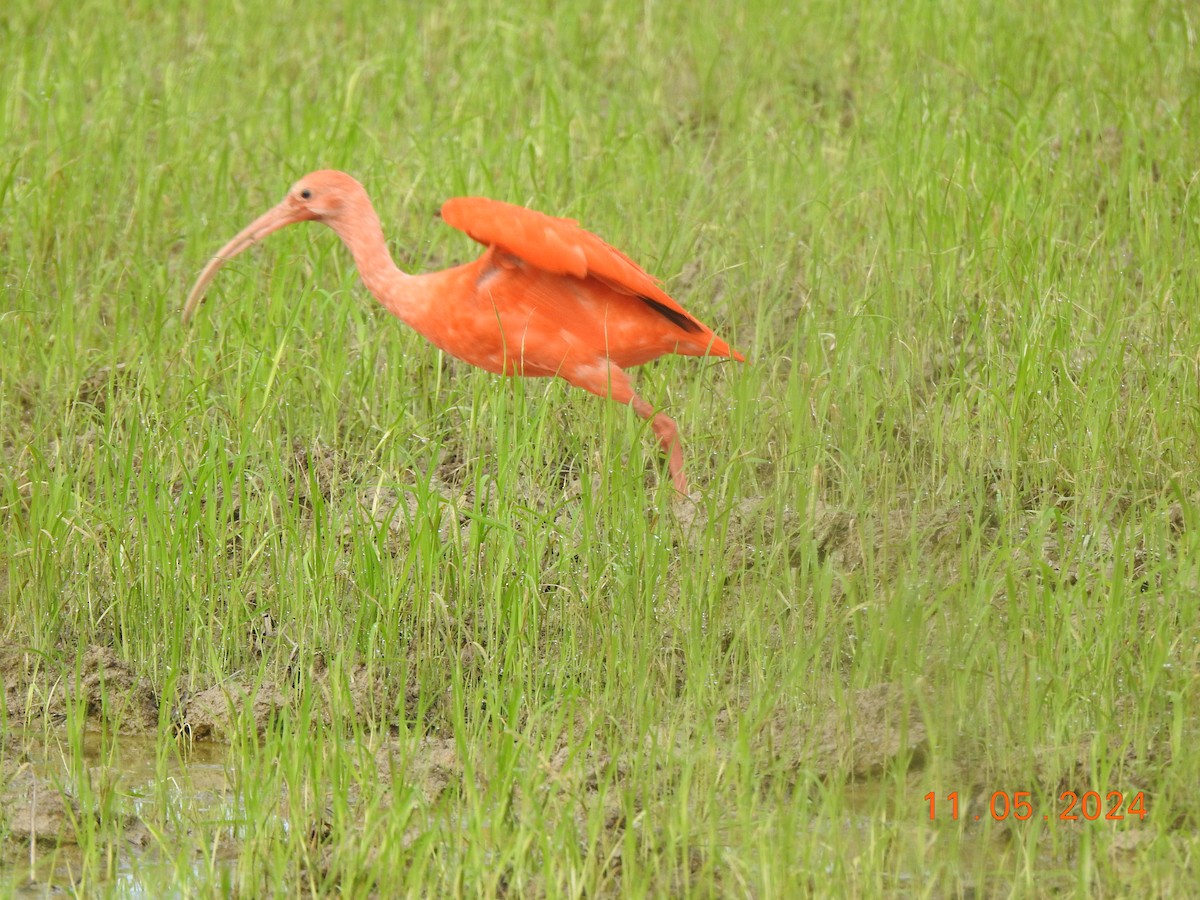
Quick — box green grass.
[3,0,1200,895]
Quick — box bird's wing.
[439,196,704,333]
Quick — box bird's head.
[182,169,367,323]
[283,170,365,221]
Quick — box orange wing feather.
[440,197,701,326]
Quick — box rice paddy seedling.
[2,0,1198,894]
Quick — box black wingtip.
[638,295,703,333]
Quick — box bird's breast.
[397,264,575,377]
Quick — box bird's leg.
[631,396,688,495]
[568,363,688,494]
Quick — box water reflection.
[2,731,234,896]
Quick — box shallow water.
[2,731,234,896]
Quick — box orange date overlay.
[925,791,1147,822]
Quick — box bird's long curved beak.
[182,200,312,323]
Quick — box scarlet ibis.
[183,170,744,493]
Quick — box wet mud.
[2,437,1183,892]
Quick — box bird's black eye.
[300,189,312,200]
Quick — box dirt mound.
[176,661,407,741]
[0,641,416,743]
[0,644,158,734]
[718,682,928,782]
[0,765,91,848]
[176,680,290,742]
[810,683,928,779]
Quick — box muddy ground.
[2,628,1163,894]
[0,496,937,885]
[0,639,927,840]
[1,439,1184,888]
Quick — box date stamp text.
[925,791,1147,822]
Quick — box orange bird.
[183,170,744,493]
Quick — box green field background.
[2,0,1199,895]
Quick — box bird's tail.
[680,331,746,362]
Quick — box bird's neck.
[327,201,415,319]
